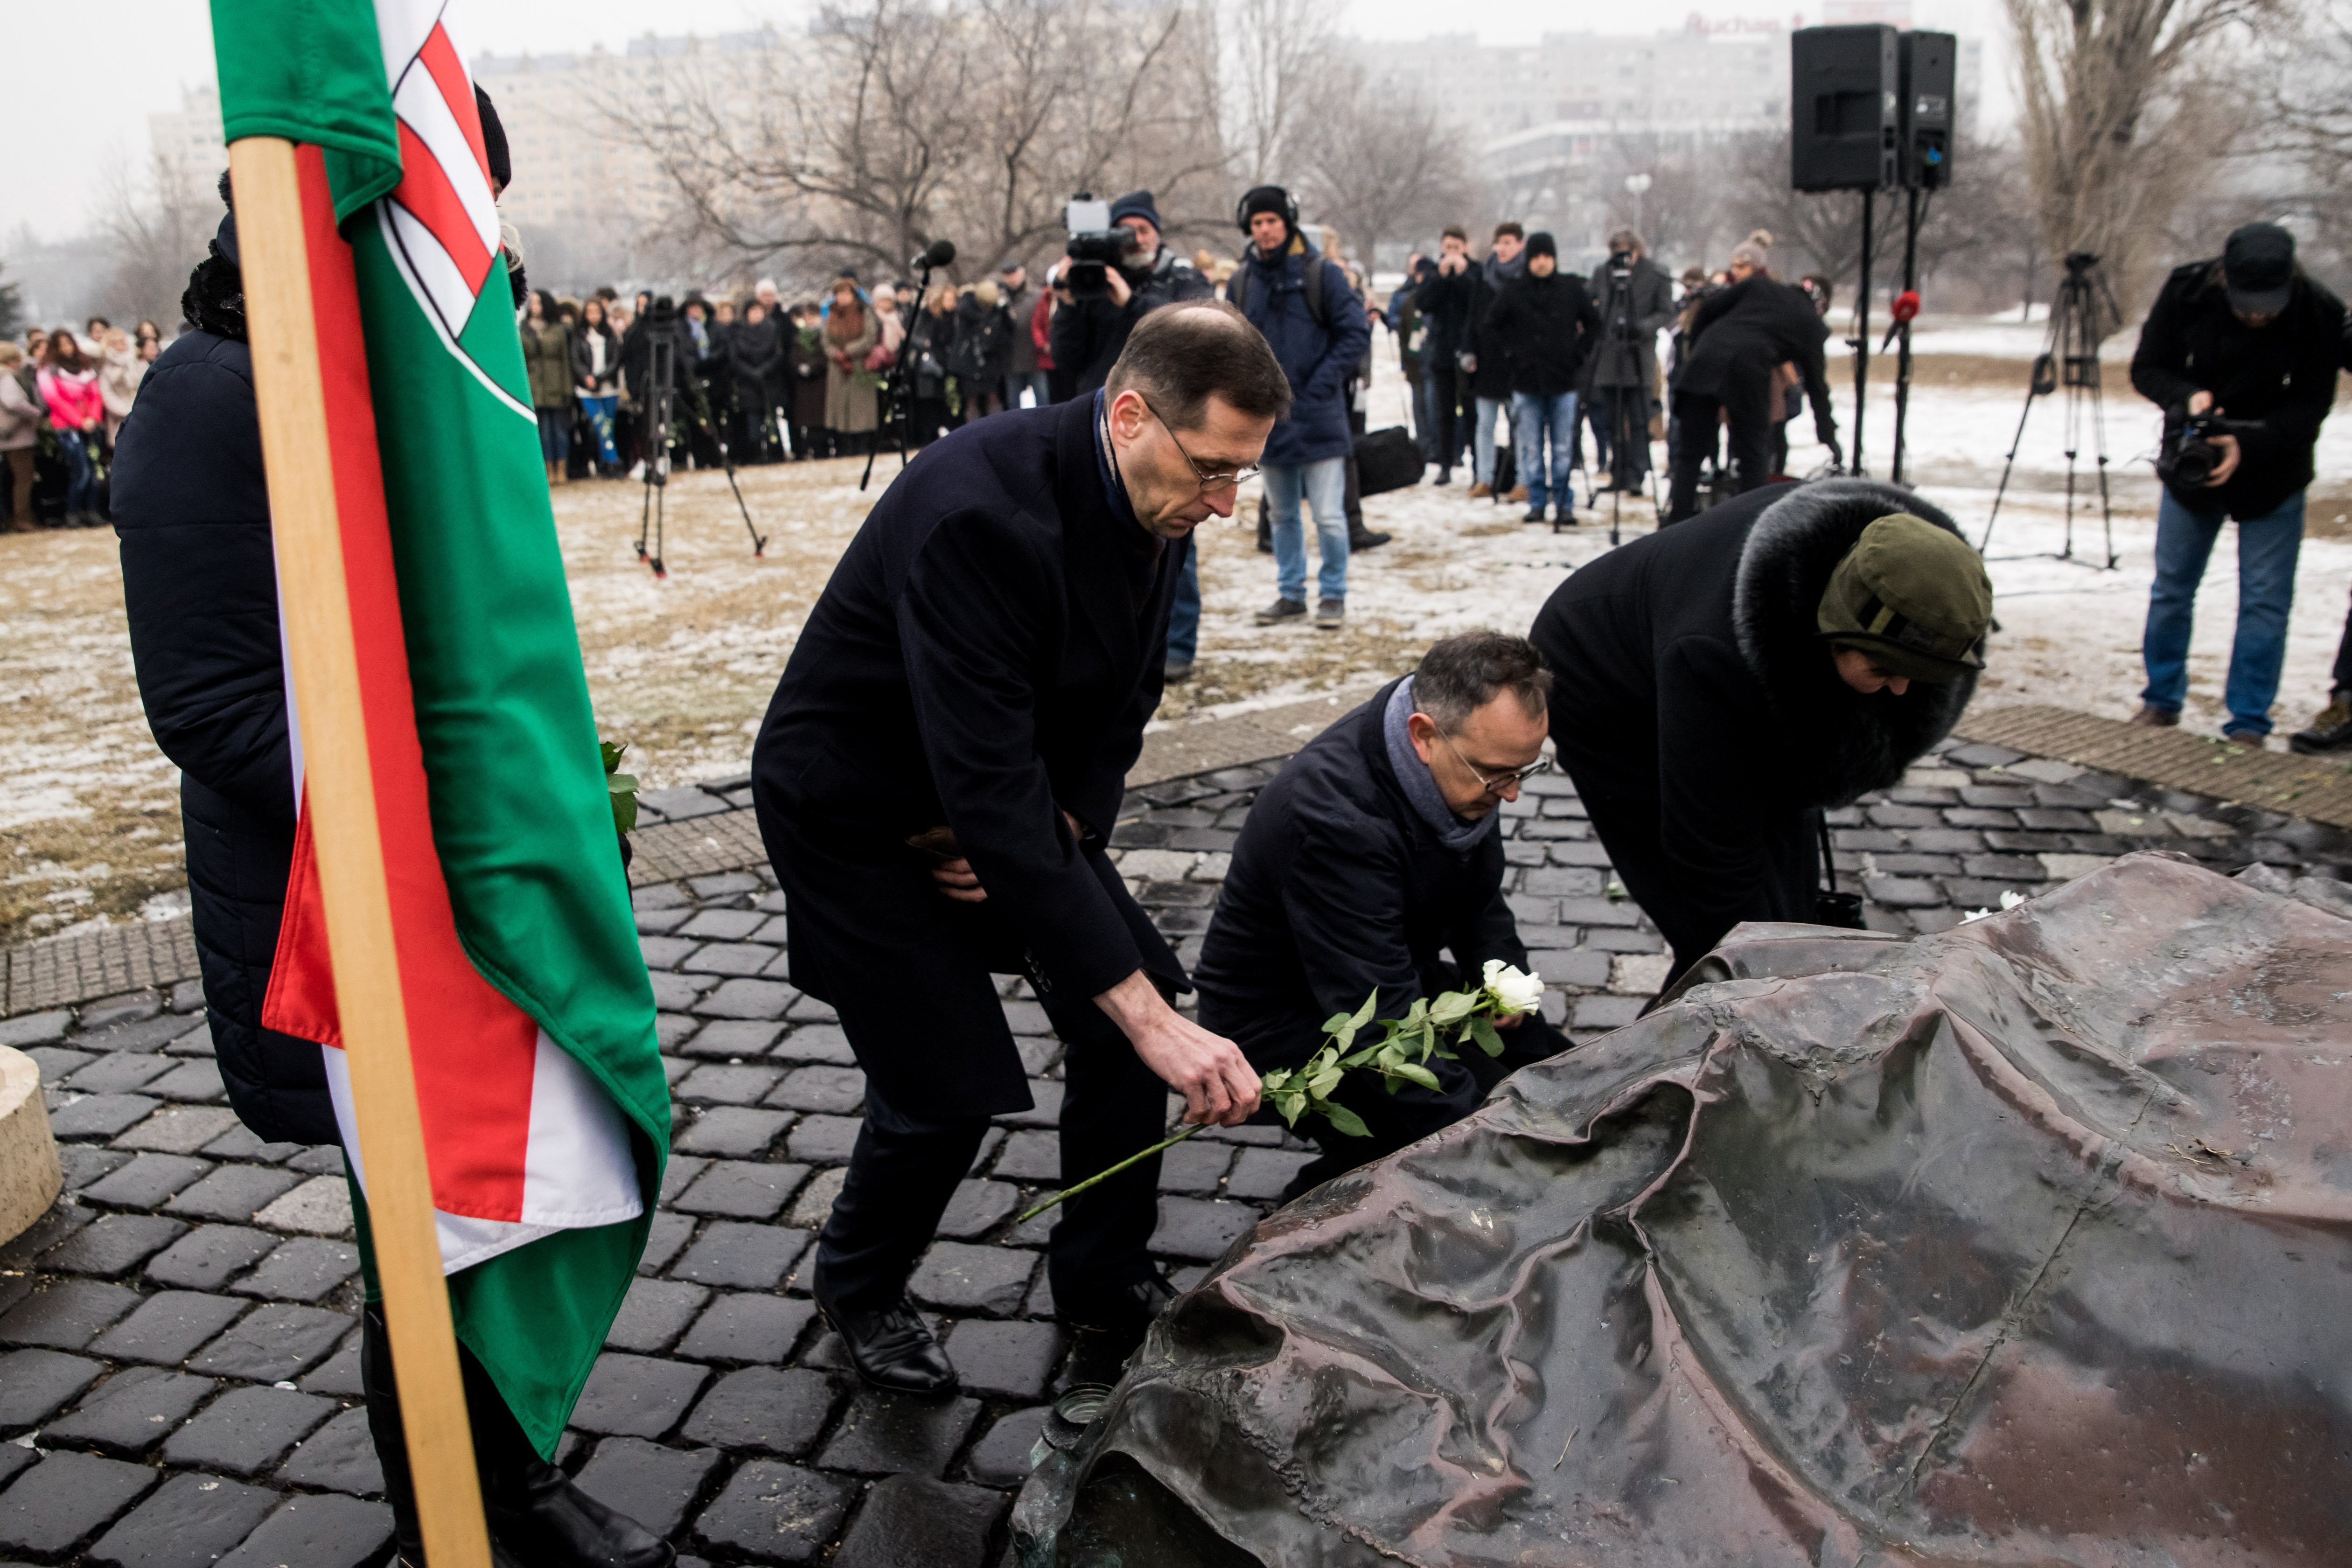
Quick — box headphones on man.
[1234,187,1299,234]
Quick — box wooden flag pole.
[228,135,494,1568]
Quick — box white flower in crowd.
[1962,889,2031,924]
[1482,960,1546,1017]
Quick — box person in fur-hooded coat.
[1528,479,1992,989]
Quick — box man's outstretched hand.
[1095,969,1260,1127]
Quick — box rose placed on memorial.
[1015,963,1545,1223]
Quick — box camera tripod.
[860,242,957,492]
[1584,264,1661,547]
[1980,252,2120,570]
[635,305,768,578]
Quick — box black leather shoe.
[486,1459,673,1568]
[816,1289,958,1395]
[1348,528,1391,550]
[2290,697,2352,754]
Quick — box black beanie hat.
[1240,185,1292,232]
[475,84,511,193]
[1525,231,1557,260]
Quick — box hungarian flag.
[213,0,670,1454]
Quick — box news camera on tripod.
[1584,229,1674,500]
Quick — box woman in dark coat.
[949,279,1013,423]
[728,299,785,462]
[786,304,831,459]
[1528,479,1991,992]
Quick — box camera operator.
[1050,189,1214,396]
[1194,631,1574,1198]
[1664,239,1839,522]
[1584,228,1674,490]
[750,303,1284,1392]
[1413,227,1476,485]
[2129,223,2347,743]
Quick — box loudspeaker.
[1899,30,1956,189]
[1790,25,1899,193]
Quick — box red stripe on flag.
[391,120,494,294]
[417,22,492,188]
[261,144,537,1224]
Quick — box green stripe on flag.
[208,0,402,222]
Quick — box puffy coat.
[1232,234,1372,467]
[1483,270,1599,398]
[949,294,1013,387]
[520,318,573,411]
[1048,250,1215,396]
[111,330,338,1146]
[38,364,104,430]
[0,365,42,451]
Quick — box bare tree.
[1292,64,1474,264]
[2256,0,2352,269]
[97,150,214,327]
[1593,135,1741,272]
[2007,0,2275,317]
[1216,0,1339,189]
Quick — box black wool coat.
[1679,274,1836,440]
[1484,270,1601,398]
[2130,263,2345,520]
[1529,480,1976,964]
[750,395,1184,1118]
[111,330,338,1147]
[1193,679,1533,1072]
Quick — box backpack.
[1226,251,1330,332]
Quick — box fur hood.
[1731,479,1982,808]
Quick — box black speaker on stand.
[1887,31,1954,485]
[1792,24,1898,476]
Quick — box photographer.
[2129,223,2346,743]
[1050,189,1214,395]
[1583,228,1674,490]
[1665,238,1838,522]
[1194,631,1574,1197]
[1412,227,1476,484]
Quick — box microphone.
[914,239,957,272]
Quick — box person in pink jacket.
[37,329,105,524]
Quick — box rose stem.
[1014,1123,1207,1225]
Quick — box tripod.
[635,303,768,578]
[1980,252,2119,570]
[860,244,955,492]
[1585,261,1662,547]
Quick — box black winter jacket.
[1484,271,1601,398]
[2129,262,2346,519]
[112,330,338,1146]
[1413,263,1476,362]
[727,315,784,393]
[1529,480,1975,956]
[1049,250,1215,396]
[1192,679,1532,1071]
[1680,275,1836,444]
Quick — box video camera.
[1063,194,1138,300]
[2157,409,2261,489]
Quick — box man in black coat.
[1048,189,1215,396]
[1528,481,1991,992]
[752,302,1290,1392]
[1194,632,1572,1196]
[1483,232,1598,523]
[730,299,786,462]
[1412,226,1475,483]
[1666,242,1841,521]
[2128,223,2346,743]
[114,150,673,1568]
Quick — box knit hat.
[1109,190,1163,231]
[474,85,510,193]
[1525,231,1557,260]
[1816,514,1993,683]
[1239,185,1293,233]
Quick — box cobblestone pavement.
[4,744,2348,1566]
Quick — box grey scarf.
[1482,249,1528,291]
[1383,676,1497,854]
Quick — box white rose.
[1481,959,1545,1016]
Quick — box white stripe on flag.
[376,202,534,422]
[393,62,499,258]
[373,0,445,99]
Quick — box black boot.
[1255,496,1273,554]
[364,1305,674,1568]
[1058,1270,1177,1384]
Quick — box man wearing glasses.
[750,302,1289,1394]
[1193,631,1574,1198]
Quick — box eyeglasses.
[1140,397,1260,492]
[1442,734,1554,797]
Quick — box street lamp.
[1624,172,1651,238]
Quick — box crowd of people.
[0,317,163,530]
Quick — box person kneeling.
[1194,632,1574,1199]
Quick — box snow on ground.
[4,316,2347,943]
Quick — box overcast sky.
[0,0,2006,246]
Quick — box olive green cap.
[1816,513,1993,683]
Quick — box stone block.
[49,1094,163,1140]
[678,1019,778,1059]
[44,1366,215,1454]
[571,1352,710,1439]
[935,1179,1019,1240]
[943,1318,1063,1400]
[0,1278,140,1347]
[1862,875,1947,909]
[649,972,721,1013]
[89,1289,249,1365]
[768,1025,855,1066]
[215,1493,394,1568]
[1155,1140,1231,1195]
[692,1459,851,1563]
[232,1236,362,1302]
[674,1161,809,1221]
[987,1130,1060,1183]
[57,1144,132,1191]
[85,1470,279,1568]
[1224,1148,1317,1202]
[680,1365,839,1454]
[991,1079,1063,1130]
[638,1211,696,1275]
[2,1202,93,1266]
[1609,954,1674,997]
[163,1383,336,1475]
[696,979,798,1021]
[0,1450,160,1558]
[144,1224,278,1290]
[907,1240,1035,1315]
[640,934,701,969]
[671,1221,810,1291]
[0,1346,102,1430]
[147,1062,226,1102]
[677,1293,817,1364]
[274,1406,385,1495]
[830,1474,1006,1568]
[766,1066,865,1115]
[784,1115,861,1164]
[112,1104,241,1153]
[573,1436,720,1540]
[675,1064,784,1106]
[1571,995,1645,1032]
[0,1011,72,1049]
[163,1163,305,1222]
[680,908,767,941]
[684,943,782,977]
[188,1302,354,1381]
[1149,1197,1257,1262]
[63,1054,178,1095]
[300,1332,365,1396]
[787,1165,845,1229]
[41,1213,188,1277]
[963,1405,1050,1487]
[607,1277,712,1353]
[80,1151,210,1209]
[676,1107,792,1159]
[817,1389,981,1477]
[251,1173,355,1235]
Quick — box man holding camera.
[2129,223,2346,743]
[1414,227,1475,484]
[752,304,1284,1394]
[1584,228,1675,491]
[1050,189,1215,397]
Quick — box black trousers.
[2331,585,2352,697]
[815,979,1169,1315]
[1422,365,1463,471]
[362,1303,542,1560]
[1666,386,1771,522]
